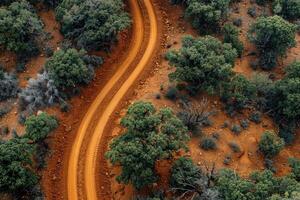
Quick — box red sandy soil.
[106,0,300,199]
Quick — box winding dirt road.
[67,0,158,199]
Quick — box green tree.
[56,0,130,51]
[0,1,44,57]
[248,16,296,69]
[0,69,19,101]
[221,75,256,111]
[167,35,237,95]
[273,0,300,20]
[258,131,284,158]
[106,101,189,189]
[289,158,300,181]
[24,112,58,142]
[223,23,244,57]
[181,0,231,33]
[0,138,38,193]
[45,48,93,90]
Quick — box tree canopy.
[45,48,94,90]
[56,0,131,51]
[106,101,189,189]
[0,138,38,193]
[258,131,284,158]
[0,70,18,101]
[248,15,296,69]
[167,35,237,95]
[273,0,300,20]
[0,1,44,57]
[24,112,58,142]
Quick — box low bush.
[223,24,244,57]
[223,154,232,165]
[240,119,249,129]
[272,0,300,20]
[249,111,262,124]
[200,137,217,150]
[247,6,257,18]
[258,131,284,158]
[231,124,242,135]
[228,142,241,153]
[165,86,178,100]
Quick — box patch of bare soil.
[106,0,300,199]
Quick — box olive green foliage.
[258,131,284,158]
[24,112,58,142]
[0,0,61,7]
[106,102,189,189]
[45,48,94,90]
[223,23,244,57]
[273,0,300,20]
[0,70,19,101]
[0,1,44,57]
[267,62,300,124]
[175,0,231,33]
[56,0,130,51]
[221,75,256,111]
[289,157,300,181]
[0,138,38,193]
[248,16,296,69]
[217,169,300,200]
[167,35,237,95]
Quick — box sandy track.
[67,0,158,199]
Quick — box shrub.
[18,114,26,125]
[222,120,230,128]
[247,6,257,18]
[249,111,262,124]
[165,86,178,100]
[0,70,19,101]
[177,99,215,134]
[288,157,300,181]
[233,18,242,27]
[228,142,241,153]
[0,106,11,118]
[183,0,231,33]
[223,24,244,57]
[0,138,38,193]
[19,72,62,112]
[0,1,44,57]
[56,0,130,51]
[167,35,237,95]
[45,46,54,57]
[105,102,189,189]
[212,132,220,140]
[264,158,276,173]
[24,112,58,142]
[15,61,26,73]
[240,119,249,129]
[45,48,95,90]
[258,131,284,158]
[248,16,296,69]
[200,137,217,150]
[223,154,232,165]
[231,124,242,134]
[272,0,300,20]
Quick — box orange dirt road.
[67,0,158,199]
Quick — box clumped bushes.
[223,24,244,57]
[19,71,62,112]
[45,48,95,91]
[248,16,296,69]
[167,35,237,95]
[0,70,19,101]
[24,112,58,142]
[174,0,231,33]
[56,0,131,51]
[200,137,217,150]
[106,102,189,189]
[0,1,44,57]
[273,0,300,20]
[258,131,284,158]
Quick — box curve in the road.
[85,0,158,199]
[67,0,145,199]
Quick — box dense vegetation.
[56,0,131,51]
[0,69,19,101]
[172,0,231,33]
[167,35,237,95]
[106,101,189,189]
[248,16,296,69]
[0,1,44,58]
[273,0,300,20]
